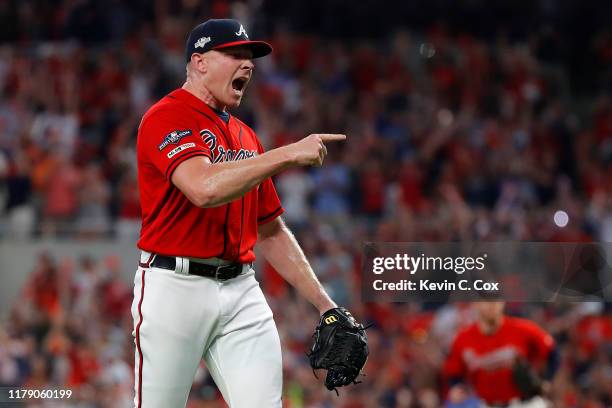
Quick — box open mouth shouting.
[231,76,250,96]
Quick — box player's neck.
[478,316,504,335]
[182,81,227,112]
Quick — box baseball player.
[132,19,367,408]
[443,302,559,408]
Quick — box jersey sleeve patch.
[167,142,196,158]
[158,129,193,150]
[138,105,212,180]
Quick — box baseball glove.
[307,307,369,392]
[512,358,543,398]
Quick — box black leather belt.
[151,255,247,281]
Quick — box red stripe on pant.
[139,253,155,268]
[135,270,146,407]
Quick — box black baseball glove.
[307,307,369,392]
[512,358,543,399]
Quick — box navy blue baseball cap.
[185,19,272,62]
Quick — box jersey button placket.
[227,216,241,259]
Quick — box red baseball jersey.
[136,88,284,262]
[443,316,554,405]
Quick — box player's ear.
[190,53,208,74]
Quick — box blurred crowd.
[0,0,611,242]
[1,0,612,407]
[1,252,611,407]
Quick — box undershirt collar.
[211,106,230,123]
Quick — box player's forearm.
[257,219,336,313]
[197,146,294,207]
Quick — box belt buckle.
[214,264,236,281]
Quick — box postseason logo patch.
[158,129,192,151]
[167,143,196,158]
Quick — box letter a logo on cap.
[235,24,248,38]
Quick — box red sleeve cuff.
[257,206,284,225]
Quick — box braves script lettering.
[201,129,257,163]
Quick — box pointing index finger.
[318,134,347,143]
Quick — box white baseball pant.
[483,396,550,408]
[131,252,283,408]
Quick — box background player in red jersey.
[132,19,364,408]
[443,302,560,408]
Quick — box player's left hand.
[512,358,543,398]
[307,307,369,393]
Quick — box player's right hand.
[289,134,346,166]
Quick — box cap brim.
[213,40,273,58]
